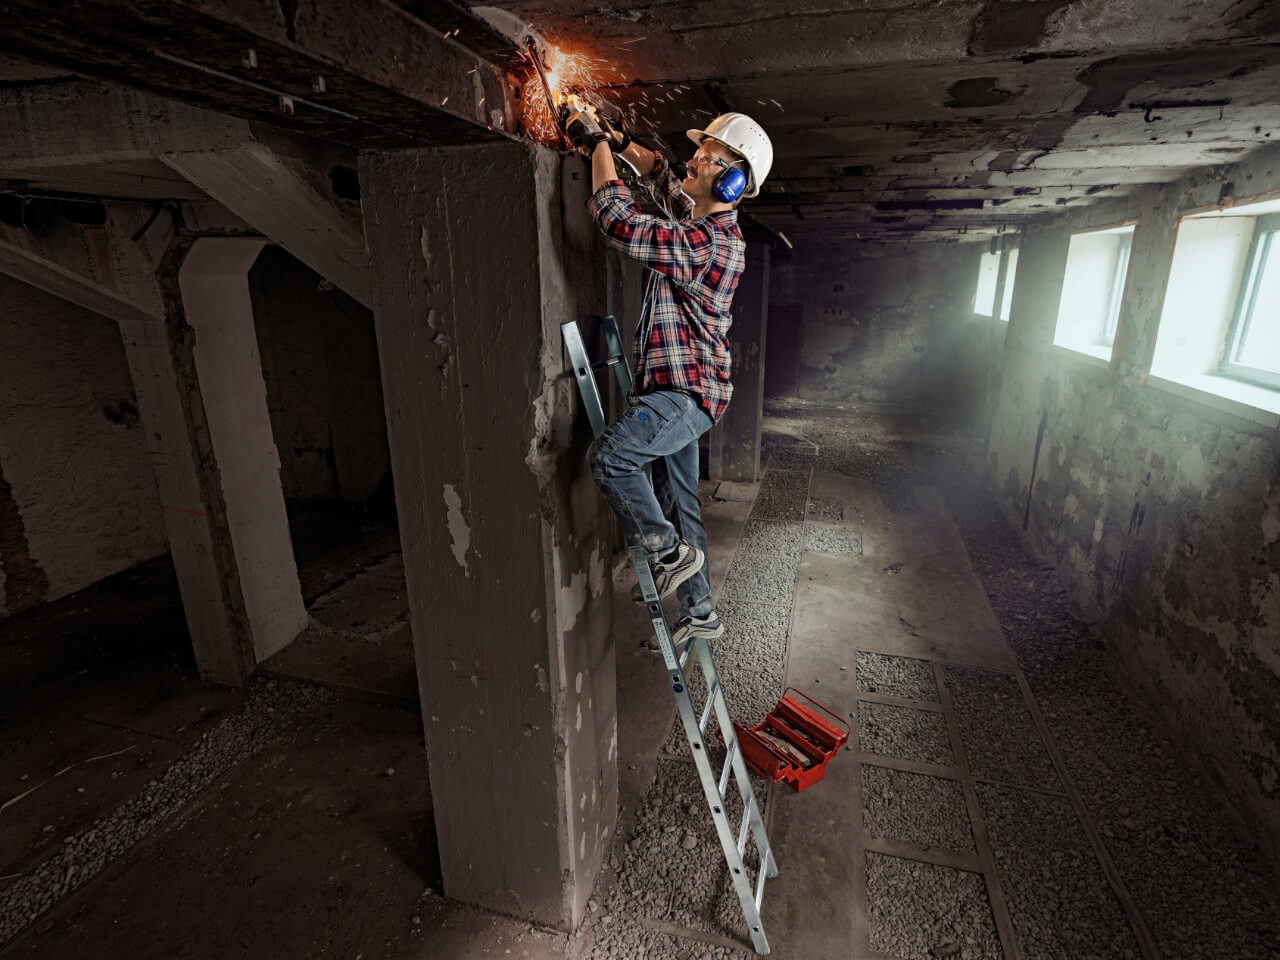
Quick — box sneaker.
[632,541,704,602]
[671,611,724,654]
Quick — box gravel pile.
[749,468,810,522]
[605,757,766,943]
[857,651,939,702]
[720,522,804,607]
[766,401,1280,960]
[865,851,1001,960]
[859,701,954,767]
[863,765,975,854]
[975,782,1138,960]
[943,666,1059,791]
[806,497,845,522]
[577,910,750,960]
[0,679,329,948]
[803,524,863,556]
[715,598,790,676]
[764,445,818,471]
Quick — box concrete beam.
[0,0,514,148]
[0,81,369,304]
[361,139,616,929]
[162,143,370,306]
[0,80,250,170]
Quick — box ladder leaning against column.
[562,314,778,956]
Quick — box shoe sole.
[673,621,724,652]
[633,546,706,602]
[655,546,705,600]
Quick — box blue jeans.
[588,390,715,618]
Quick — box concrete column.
[117,234,307,682]
[360,140,616,929]
[709,241,770,482]
[176,238,309,663]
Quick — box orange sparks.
[521,46,619,144]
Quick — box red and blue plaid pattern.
[587,155,744,421]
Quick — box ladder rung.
[719,740,738,796]
[736,795,754,856]
[678,642,693,670]
[754,861,768,910]
[698,680,719,735]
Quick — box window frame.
[1220,213,1280,390]
[1098,232,1132,347]
[998,246,1019,322]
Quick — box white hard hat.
[686,113,773,198]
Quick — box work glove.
[561,95,610,151]
[600,114,632,154]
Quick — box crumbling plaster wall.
[248,246,391,504]
[0,275,166,620]
[985,145,1280,865]
[771,240,986,413]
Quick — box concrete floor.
[2,404,1278,959]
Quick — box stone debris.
[0,679,330,949]
[803,523,864,556]
[943,666,1060,792]
[806,496,844,521]
[866,851,1001,960]
[944,472,1280,960]
[863,765,975,854]
[720,521,804,607]
[749,467,810,522]
[976,782,1138,959]
[714,598,791,677]
[859,701,954,767]
[857,650,940,702]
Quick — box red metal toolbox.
[733,687,850,792]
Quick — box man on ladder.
[562,101,773,651]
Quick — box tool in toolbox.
[731,688,850,792]
[563,315,778,956]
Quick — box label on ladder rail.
[655,622,678,672]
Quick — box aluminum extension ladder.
[563,315,778,956]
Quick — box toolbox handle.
[782,687,851,735]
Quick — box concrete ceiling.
[2,4,1280,243]
[506,0,1280,241]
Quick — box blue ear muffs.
[713,165,748,203]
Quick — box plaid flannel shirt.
[586,154,744,421]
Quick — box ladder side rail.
[695,639,780,880]
[631,552,772,954]
[562,321,609,438]
[600,314,634,399]
[562,317,775,954]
